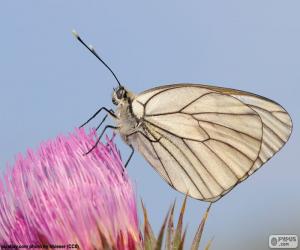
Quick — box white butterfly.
[73,31,293,202]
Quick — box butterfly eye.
[116,88,125,99]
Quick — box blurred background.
[0,1,299,249]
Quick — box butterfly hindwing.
[128,84,290,201]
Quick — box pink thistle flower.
[0,129,140,250]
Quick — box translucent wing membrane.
[231,94,292,175]
[130,84,292,201]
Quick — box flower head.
[0,129,140,249]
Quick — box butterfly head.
[112,86,128,105]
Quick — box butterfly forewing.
[230,93,292,175]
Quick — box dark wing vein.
[202,141,240,179]
[209,138,253,161]
[149,140,174,187]
[195,118,260,142]
[186,111,257,116]
[127,130,173,185]
[263,124,285,144]
[181,139,225,191]
[151,130,206,198]
[144,86,182,106]
[248,105,291,128]
[127,130,158,142]
[144,119,210,142]
[178,92,213,112]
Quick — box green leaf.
[173,194,187,249]
[141,196,212,250]
[190,203,212,250]
[166,200,176,250]
[154,209,170,250]
[141,200,156,250]
[178,227,187,250]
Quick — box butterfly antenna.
[72,29,121,87]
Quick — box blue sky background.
[0,1,299,249]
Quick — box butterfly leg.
[80,107,116,128]
[84,125,118,155]
[124,145,134,168]
[95,110,114,131]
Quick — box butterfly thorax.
[114,91,140,143]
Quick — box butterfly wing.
[227,92,293,175]
[129,84,292,201]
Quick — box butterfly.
[73,31,293,202]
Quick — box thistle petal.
[0,129,140,250]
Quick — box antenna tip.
[72,29,79,39]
